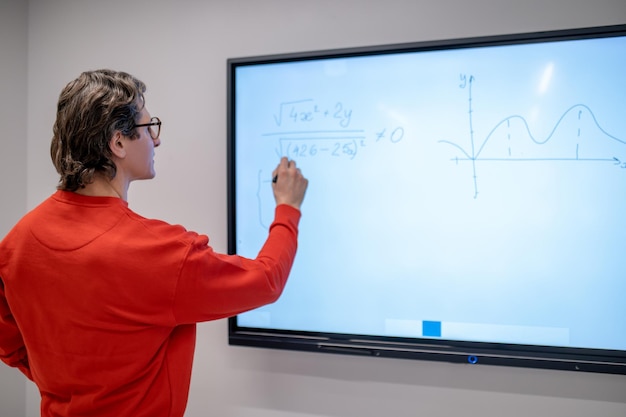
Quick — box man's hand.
[271,157,308,210]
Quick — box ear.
[109,131,127,159]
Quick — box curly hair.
[50,69,147,191]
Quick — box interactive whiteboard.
[228,25,626,374]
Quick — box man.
[0,69,308,417]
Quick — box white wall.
[0,0,28,233]
[3,0,626,416]
[0,0,28,416]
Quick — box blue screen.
[233,34,626,351]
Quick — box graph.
[439,74,626,198]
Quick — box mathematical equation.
[266,99,404,160]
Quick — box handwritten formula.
[264,98,404,160]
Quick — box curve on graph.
[437,139,473,160]
[476,103,625,159]
[440,104,625,160]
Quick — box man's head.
[50,69,147,191]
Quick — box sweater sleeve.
[0,277,33,380]
[172,204,301,324]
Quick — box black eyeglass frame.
[134,117,162,140]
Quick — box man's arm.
[0,278,32,380]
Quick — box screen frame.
[227,24,626,375]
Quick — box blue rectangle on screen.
[423,320,442,337]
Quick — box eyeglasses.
[134,117,161,140]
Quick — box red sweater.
[0,190,300,417]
